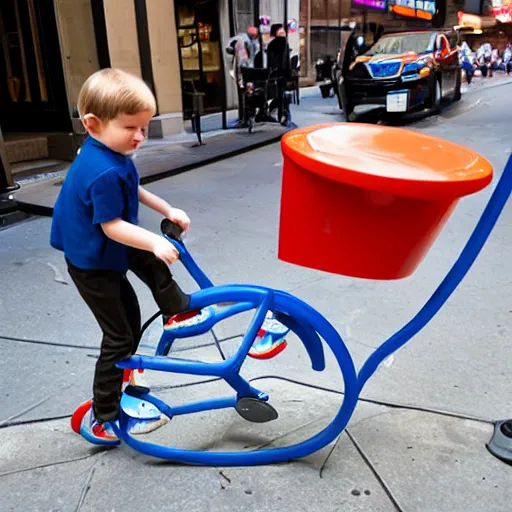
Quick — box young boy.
[51,68,191,442]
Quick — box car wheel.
[429,77,441,114]
[453,71,462,101]
[343,103,355,122]
[335,88,343,110]
[340,95,354,121]
[319,83,331,98]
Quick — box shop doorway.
[175,0,227,120]
[0,0,70,132]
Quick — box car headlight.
[403,60,427,74]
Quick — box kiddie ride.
[72,124,512,466]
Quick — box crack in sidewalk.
[318,433,343,479]
[345,428,406,512]
[0,395,54,428]
[0,366,90,428]
[74,451,109,512]
[0,451,104,479]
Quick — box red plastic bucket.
[278,124,493,280]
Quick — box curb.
[463,76,512,96]
[14,129,289,218]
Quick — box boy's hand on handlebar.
[153,237,180,265]
[167,207,190,233]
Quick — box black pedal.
[235,397,278,423]
[124,384,150,397]
[161,219,183,241]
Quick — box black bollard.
[0,127,20,220]
[190,92,205,147]
[487,419,512,465]
[0,126,18,194]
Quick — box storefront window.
[176,1,225,118]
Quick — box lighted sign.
[391,0,436,20]
[491,0,512,22]
[352,0,387,11]
[288,19,298,33]
[259,15,271,35]
[457,11,499,28]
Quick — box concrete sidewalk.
[1,77,511,512]
[1,378,508,512]
[12,120,290,217]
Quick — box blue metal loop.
[113,288,359,466]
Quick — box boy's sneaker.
[88,409,169,441]
[164,309,208,331]
[91,417,119,442]
[248,311,289,359]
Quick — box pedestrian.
[226,26,261,126]
[504,44,512,75]
[269,23,286,39]
[50,68,192,442]
[227,25,261,70]
[267,24,291,72]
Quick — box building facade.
[0,0,299,176]
[298,0,454,80]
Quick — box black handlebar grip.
[160,219,184,241]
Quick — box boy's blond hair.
[78,68,156,121]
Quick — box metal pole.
[253,0,259,27]
[284,0,288,31]
[218,3,228,130]
[253,0,262,66]
[228,0,235,36]
[306,0,312,79]
[196,15,205,88]
[0,125,16,193]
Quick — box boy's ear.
[82,113,102,134]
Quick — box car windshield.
[366,33,433,56]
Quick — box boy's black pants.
[67,249,190,422]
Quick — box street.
[1,79,511,512]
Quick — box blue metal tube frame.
[358,157,512,390]
[132,392,238,418]
[168,238,214,289]
[113,287,359,465]
[155,301,255,356]
[111,157,510,465]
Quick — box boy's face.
[84,110,154,155]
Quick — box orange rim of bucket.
[281,124,493,200]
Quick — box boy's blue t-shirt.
[50,136,139,271]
